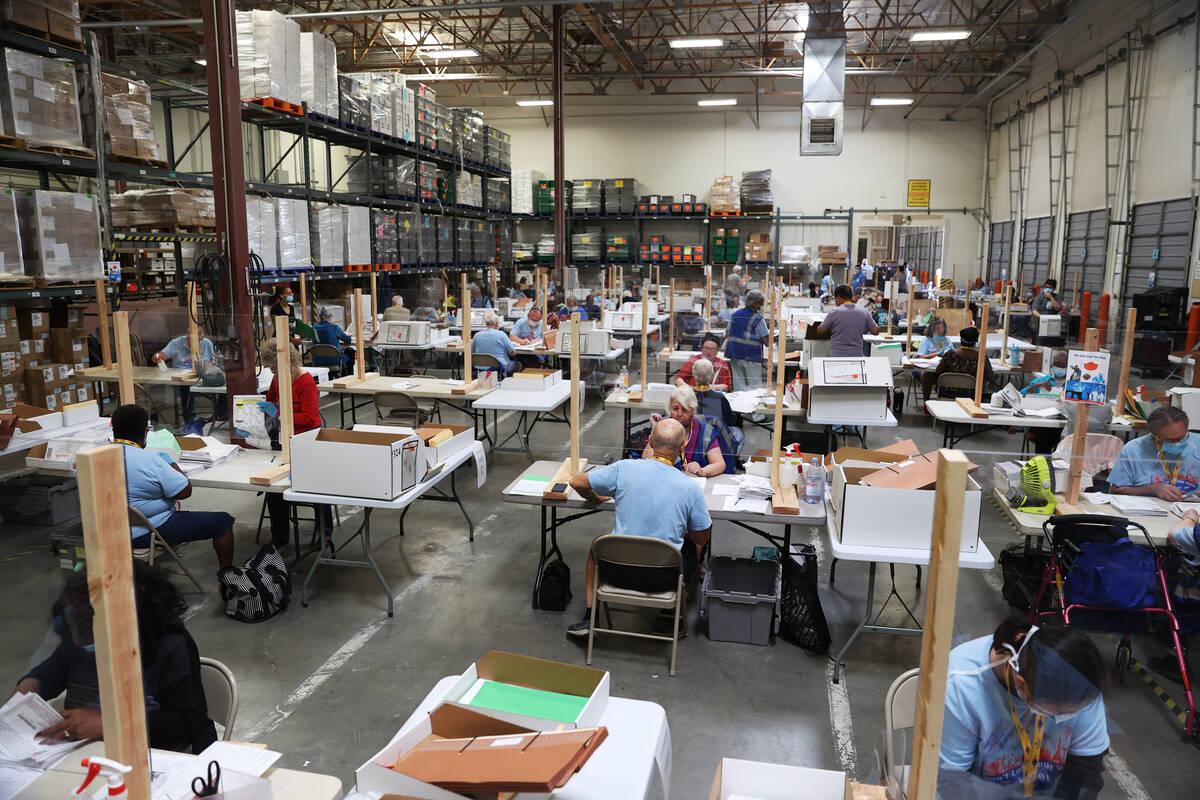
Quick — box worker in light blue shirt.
[557,295,588,321]
[152,334,216,425]
[471,311,516,375]
[312,309,355,370]
[820,272,835,296]
[916,317,953,356]
[1109,405,1200,501]
[510,307,545,344]
[564,418,712,637]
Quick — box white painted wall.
[484,106,987,276]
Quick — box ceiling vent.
[801,35,845,155]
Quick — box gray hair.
[668,384,698,415]
[744,289,764,310]
[484,311,500,327]
[391,295,404,306]
[1148,405,1189,433]
[692,357,715,385]
[468,282,481,294]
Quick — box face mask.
[285,296,294,303]
[1159,438,1187,458]
[81,644,96,653]
[1043,288,1052,295]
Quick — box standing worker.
[725,289,770,393]
[724,265,748,305]
[816,284,880,357]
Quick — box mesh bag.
[779,543,831,654]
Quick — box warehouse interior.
[2,0,1200,799]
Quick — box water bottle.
[804,457,824,505]
[619,366,629,389]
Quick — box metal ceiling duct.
[801,3,846,156]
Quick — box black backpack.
[218,544,291,623]
[779,544,831,654]
[537,558,573,611]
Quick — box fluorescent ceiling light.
[388,28,438,47]
[516,99,554,107]
[697,98,737,107]
[910,30,971,42]
[422,47,478,59]
[870,97,913,106]
[670,37,723,49]
[195,58,206,66]
[405,72,483,81]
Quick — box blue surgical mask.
[285,295,294,303]
[1043,288,1052,295]
[81,644,96,653]
[1161,439,1187,458]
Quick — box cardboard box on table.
[602,309,643,331]
[808,357,893,422]
[831,462,981,552]
[378,320,432,346]
[290,428,422,499]
[501,369,561,392]
[413,424,474,470]
[709,758,852,800]
[556,327,610,356]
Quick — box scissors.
[191,760,220,798]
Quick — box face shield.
[61,590,95,652]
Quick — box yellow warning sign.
[907,179,931,208]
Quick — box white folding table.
[471,381,582,458]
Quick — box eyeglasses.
[1154,432,1188,445]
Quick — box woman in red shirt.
[262,339,332,550]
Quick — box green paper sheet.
[464,680,588,723]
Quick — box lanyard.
[1156,439,1183,486]
[1006,671,1046,797]
[650,456,675,467]
[696,385,710,391]
[113,438,142,448]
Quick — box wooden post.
[1066,327,1100,503]
[489,263,498,303]
[954,303,988,418]
[354,287,366,382]
[544,312,587,499]
[770,310,798,514]
[704,265,712,329]
[767,285,777,368]
[95,278,113,369]
[905,284,916,353]
[113,310,134,406]
[76,445,152,800]
[452,273,479,394]
[539,269,547,319]
[666,277,676,354]
[600,268,606,307]
[441,270,449,313]
[1000,285,1012,366]
[369,271,378,342]
[1071,271,1079,309]
[907,449,971,800]
[655,264,660,295]
[1115,307,1137,410]
[186,280,201,368]
[298,272,309,324]
[274,316,294,464]
[885,280,895,338]
[630,284,649,403]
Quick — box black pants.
[598,544,698,593]
[266,493,332,547]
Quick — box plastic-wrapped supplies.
[396,212,417,265]
[709,175,740,215]
[432,103,453,155]
[369,74,395,137]
[536,232,556,263]
[245,197,277,271]
[451,108,484,163]
[394,85,416,143]
[111,188,214,229]
[604,178,635,215]
[471,220,491,264]
[0,49,83,148]
[485,178,509,213]
[484,126,511,171]
[454,218,472,264]
[235,10,301,104]
[372,209,398,264]
[436,216,453,263]
[0,189,24,281]
[338,74,371,128]
[300,31,338,117]
[572,180,602,214]
[511,170,543,216]
[415,89,436,150]
[418,162,437,204]
[342,205,370,265]
[572,228,601,262]
[418,214,438,265]
[455,172,482,208]
[310,205,343,267]
[276,198,310,268]
[740,169,773,212]
[513,242,535,263]
[16,191,102,281]
[493,223,512,263]
[98,73,159,162]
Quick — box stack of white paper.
[174,435,242,468]
[1110,496,1168,517]
[0,692,86,770]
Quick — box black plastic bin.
[701,557,781,645]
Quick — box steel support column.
[552,4,565,289]
[200,0,257,410]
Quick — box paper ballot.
[0,692,85,769]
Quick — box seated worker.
[312,309,355,371]
[716,293,737,327]
[816,284,880,357]
[382,295,410,322]
[940,619,1108,799]
[820,271,835,296]
[151,333,216,425]
[916,316,953,356]
[565,418,713,637]
[1032,278,1069,315]
[14,562,218,753]
[921,325,995,404]
[558,295,588,321]
[472,311,516,375]
[260,338,332,550]
[511,278,531,299]
[469,283,493,309]
[112,403,235,570]
[584,293,602,318]
[1109,405,1200,501]
[511,307,548,367]
[645,385,726,477]
[675,334,732,392]
[807,282,819,298]
[690,358,742,433]
[411,293,439,323]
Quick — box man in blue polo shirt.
[565,418,712,637]
[111,404,235,572]
[471,311,516,375]
[1110,405,1200,501]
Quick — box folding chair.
[884,667,919,795]
[129,506,205,594]
[373,391,435,427]
[198,657,239,740]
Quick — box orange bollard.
[920,270,928,284]
[1078,292,1092,342]
[1097,294,1111,346]
[1186,304,1200,353]
[994,279,1002,293]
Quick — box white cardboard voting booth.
[808,357,893,422]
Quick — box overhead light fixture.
[697,98,737,107]
[670,37,723,49]
[195,58,206,66]
[404,72,483,81]
[870,97,914,106]
[910,30,971,42]
[422,47,478,59]
[516,99,553,106]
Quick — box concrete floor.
[2,384,1199,798]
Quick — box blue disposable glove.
[257,400,279,417]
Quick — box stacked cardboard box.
[818,244,849,266]
[603,178,635,215]
[111,189,215,229]
[0,189,23,281]
[510,170,543,216]
[310,205,344,267]
[537,180,571,216]
[0,1,81,47]
[711,227,740,264]
[709,175,740,215]
[244,197,278,271]
[342,205,370,265]
[0,303,19,407]
[16,191,103,281]
[276,198,311,269]
[299,31,338,118]
[0,49,84,149]
[337,74,371,128]
[744,232,771,263]
[235,10,301,104]
[95,73,160,162]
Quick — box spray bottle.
[72,757,133,799]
